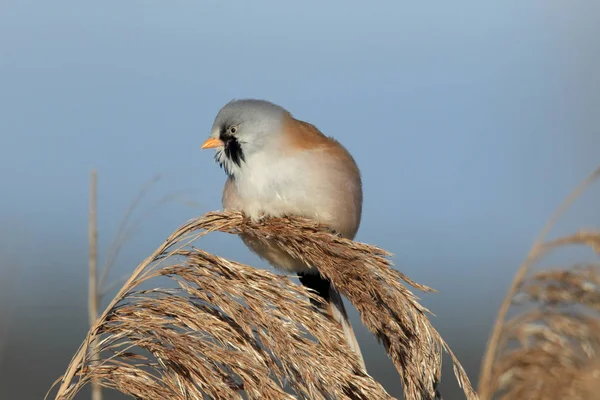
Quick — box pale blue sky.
[1,1,599,398]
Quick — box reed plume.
[479,166,600,400]
[50,211,477,400]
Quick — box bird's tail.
[298,273,366,372]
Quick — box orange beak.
[200,137,224,149]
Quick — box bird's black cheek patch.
[224,137,245,167]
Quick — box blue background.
[1,1,598,398]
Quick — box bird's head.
[201,99,288,177]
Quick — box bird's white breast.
[232,150,321,221]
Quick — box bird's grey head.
[202,99,289,177]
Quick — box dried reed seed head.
[51,211,477,400]
[483,230,600,400]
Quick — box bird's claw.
[328,229,343,238]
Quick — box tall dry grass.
[478,166,600,399]
[84,172,200,400]
[88,170,102,400]
[49,211,477,400]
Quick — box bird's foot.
[328,229,343,238]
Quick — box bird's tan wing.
[282,115,363,239]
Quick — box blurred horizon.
[1,1,599,399]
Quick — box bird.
[200,99,366,371]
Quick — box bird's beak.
[201,137,225,149]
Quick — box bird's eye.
[229,126,237,134]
